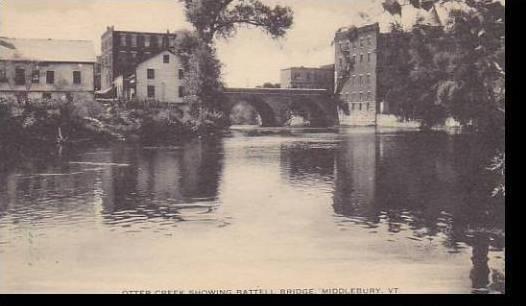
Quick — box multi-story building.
[334,1,445,126]
[0,37,96,101]
[100,26,183,92]
[334,23,380,126]
[114,50,186,103]
[280,65,334,92]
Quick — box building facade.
[334,23,380,126]
[100,26,182,91]
[280,65,334,92]
[0,37,96,101]
[114,50,185,103]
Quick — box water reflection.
[328,130,505,293]
[100,139,225,225]
[0,129,505,293]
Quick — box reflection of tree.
[331,131,505,293]
[470,232,490,293]
[179,138,224,201]
[100,139,224,222]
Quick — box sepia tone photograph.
[0,0,505,295]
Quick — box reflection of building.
[280,65,334,92]
[113,50,186,103]
[0,37,96,101]
[100,26,182,92]
[332,132,377,218]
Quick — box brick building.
[100,26,183,92]
[0,37,96,101]
[280,65,334,92]
[334,23,380,126]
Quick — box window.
[145,36,150,47]
[366,103,370,111]
[359,75,363,86]
[359,103,363,111]
[367,36,371,46]
[359,92,363,102]
[46,71,55,84]
[131,35,137,47]
[150,35,158,48]
[366,74,371,85]
[42,92,52,99]
[120,34,127,46]
[360,38,363,47]
[32,70,40,83]
[162,36,168,48]
[147,69,155,79]
[73,71,81,84]
[178,68,184,80]
[126,35,131,47]
[360,54,364,63]
[367,91,372,101]
[147,85,155,98]
[163,54,170,63]
[138,35,145,48]
[178,86,184,98]
[15,68,25,85]
[0,69,6,82]
[352,55,356,64]
[351,103,355,110]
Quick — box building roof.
[282,65,334,71]
[136,49,178,67]
[0,37,96,63]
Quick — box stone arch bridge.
[223,88,340,127]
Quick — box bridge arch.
[287,98,332,127]
[224,97,277,127]
[223,88,339,127]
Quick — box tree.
[380,0,504,133]
[177,0,294,121]
[178,0,294,45]
[380,0,505,198]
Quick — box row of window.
[350,102,373,112]
[344,91,373,102]
[339,35,373,50]
[339,52,372,67]
[146,67,184,80]
[116,33,176,49]
[350,74,372,87]
[291,72,331,82]
[146,85,185,99]
[0,69,82,85]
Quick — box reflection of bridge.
[223,88,339,127]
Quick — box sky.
[0,0,467,87]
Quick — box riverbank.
[0,97,229,150]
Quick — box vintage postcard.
[0,0,505,295]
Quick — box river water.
[0,127,505,294]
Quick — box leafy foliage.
[178,0,293,44]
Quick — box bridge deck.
[224,87,331,96]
